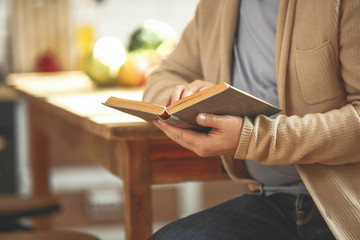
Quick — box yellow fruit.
[117,50,161,87]
[156,39,177,58]
[86,36,127,86]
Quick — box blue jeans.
[148,193,335,240]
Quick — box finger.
[197,113,242,130]
[197,113,222,129]
[170,85,186,104]
[199,85,213,92]
[163,94,171,107]
[181,80,206,98]
[156,120,205,151]
[152,119,162,129]
[182,85,202,98]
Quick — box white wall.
[71,0,199,48]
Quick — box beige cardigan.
[143,0,360,239]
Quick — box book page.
[105,97,164,114]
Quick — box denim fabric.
[148,193,335,240]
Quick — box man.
[143,0,360,239]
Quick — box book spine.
[158,115,209,132]
[157,115,193,128]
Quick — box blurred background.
[0,1,246,239]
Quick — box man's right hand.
[163,80,215,106]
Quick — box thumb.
[196,113,225,129]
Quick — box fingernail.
[198,113,206,123]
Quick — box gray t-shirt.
[232,0,307,195]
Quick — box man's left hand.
[153,113,243,157]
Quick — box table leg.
[118,139,153,240]
[30,128,50,196]
[28,99,52,229]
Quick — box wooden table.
[8,72,248,240]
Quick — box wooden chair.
[0,195,60,232]
[0,230,99,240]
[0,195,99,239]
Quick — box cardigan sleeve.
[234,1,360,166]
[235,105,360,165]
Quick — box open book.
[103,82,281,131]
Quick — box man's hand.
[163,80,215,106]
[153,113,243,157]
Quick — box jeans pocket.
[295,194,335,240]
[296,203,316,237]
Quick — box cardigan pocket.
[295,41,341,104]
